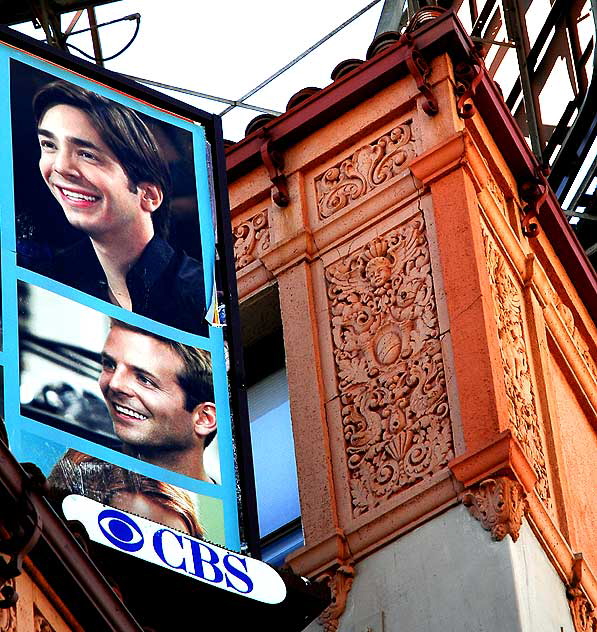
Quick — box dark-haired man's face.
[37,104,160,240]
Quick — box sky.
[13,0,386,141]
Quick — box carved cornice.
[461,477,528,542]
[315,120,416,219]
[325,214,453,517]
[233,209,271,271]
[482,229,550,504]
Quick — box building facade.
[227,9,597,632]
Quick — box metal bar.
[503,0,545,160]
[86,7,104,67]
[64,10,83,37]
[471,36,516,47]
[564,210,597,221]
[119,73,282,115]
[218,0,383,116]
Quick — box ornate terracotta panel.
[232,209,270,270]
[482,230,550,503]
[325,213,453,516]
[34,607,56,632]
[315,121,416,220]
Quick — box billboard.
[0,28,257,563]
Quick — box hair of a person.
[108,319,216,447]
[48,449,204,538]
[33,80,172,239]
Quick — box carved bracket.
[317,565,355,632]
[461,476,528,542]
[519,166,549,238]
[454,51,484,119]
[259,128,289,207]
[0,464,45,608]
[400,33,439,116]
[316,530,355,632]
[567,554,597,632]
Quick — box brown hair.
[48,449,204,538]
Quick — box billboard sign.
[0,27,256,560]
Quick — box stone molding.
[315,120,416,220]
[461,476,528,542]
[568,589,597,632]
[324,213,453,517]
[482,228,550,504]
[233,208,271,271]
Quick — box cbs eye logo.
[98,509,145,552]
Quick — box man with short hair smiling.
[99,319,217,482]
[27,80,207,336]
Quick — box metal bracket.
[400,33,439,116]
[454,50,485,119]
[520,165,550,238]
[259,129,289,207]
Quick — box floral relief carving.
[461,477,527,541]
[485,176,507,215]
[0,580,16,632]
[325,214,453,516]
[34,607,55,632]
[232,209,270,270]
[483,231,550,503]
[315,121,416,219]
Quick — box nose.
[105,366,134,396]
[52,148,79,177]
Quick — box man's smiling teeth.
[60,188,99,202]
[113,403,148,420]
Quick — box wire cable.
[65,14,140,62]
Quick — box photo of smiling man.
[100,319,217,482]
[12,68,209,337]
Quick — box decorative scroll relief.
[232,209,270,271]
[325,214,453,517]
[483,231,550,503]
[315,121,416,220]
[461,477,527,542]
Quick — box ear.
[192,402,217,443]
[138,183,163,213]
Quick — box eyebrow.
[37,128,103,153]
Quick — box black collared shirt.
[21,236,209,336]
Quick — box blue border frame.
[0,45,241,550]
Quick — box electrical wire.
[65,14,140,63]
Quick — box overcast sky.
[14,0,386,140]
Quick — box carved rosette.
[325,215,453,516]
[232,209,270,270]
[0,580,16,632]
[568,588,597,632]
[34,607,55,632]
[483,232,550,503]
[315,121,416,219]
[461,477,527,541]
